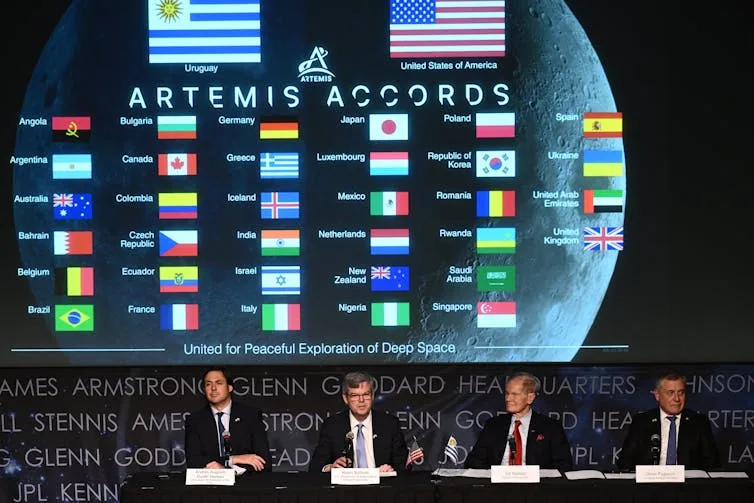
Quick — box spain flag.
[583,112,623,138]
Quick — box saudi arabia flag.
[371,302,410,326]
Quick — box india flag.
[262,303,301,331]
[371,302,410,326]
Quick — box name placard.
[185,468,235,486]
[491,465,540,483]
[330,468,380,485]
[635,465,685,483]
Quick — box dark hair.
[341,371,375,394]
[655,372,686,391]
[202,367,234,386]
[509,371,540,394]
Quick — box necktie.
[216,411,225,457]
[513,420,523,465]
[356,423,368,468]
[666,416,677,465]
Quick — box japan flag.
[369,114,408,141]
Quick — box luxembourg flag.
[370,228,409,255]
[160,304,199,330]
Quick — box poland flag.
[369,114,408,141]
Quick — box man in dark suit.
[617,372,720,470]
[185,367,271,472]
[465,372,573,471]
[309,371,409,472]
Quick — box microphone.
[342,432,354,468]
[222,430,232,467]
[650,434,660,465]
[507,436,517,464]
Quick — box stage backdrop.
[1,364,752,502]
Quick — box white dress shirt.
[501,410,532,465]
[211,402,246,474]
[659,410,681,465]
[349,412,375,468]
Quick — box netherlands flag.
[160,304,199,330]
[370,228,410,255]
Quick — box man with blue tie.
[309,371,408,473]
[617,372,720,470]
[184,367,271,472]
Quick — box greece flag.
[148,0,261,64]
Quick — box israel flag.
[148,0,261,64]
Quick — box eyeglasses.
[346,392,373,401]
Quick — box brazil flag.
[55,305,94,331]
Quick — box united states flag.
[389,0,506,58]
[406,437,424,467]
[583,226,624,251]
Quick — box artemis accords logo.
[297,47,335,82]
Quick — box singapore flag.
[369,113,408,141]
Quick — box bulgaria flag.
[477,302,516,328]
[370,191,409,216]
[157,116,196,139]
[372,302,410,326]
[159,153,197,176]
[160,304,199,330]
[262,304,301,331]
[475,113,515,138]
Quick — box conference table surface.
[120,470,754,503]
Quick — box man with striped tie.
[309,371,408,473]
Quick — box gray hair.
[509,371,540,394]
[341,371,375,394]
[655,372,686,391]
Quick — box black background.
[1,1,750,365]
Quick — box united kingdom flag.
[583,226,624,251]
[371,266,391,279]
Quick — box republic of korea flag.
[369,114,408,141]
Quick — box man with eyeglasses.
[616,372,720,470]
[309,371,409,472]
[465,371,573,471]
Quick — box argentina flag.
[148,0,261,64]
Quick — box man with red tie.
[465,372,573,471]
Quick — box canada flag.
[158,153,197,176]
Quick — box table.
[120,471,754,503]
[121,471,436,503]
[433,476,754,503]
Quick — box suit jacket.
[308,409,408,472]
[184,400,271,471]
[465,411,573,471]
[616,408,720,470]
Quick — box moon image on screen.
[12,0,623,365]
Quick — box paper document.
[604,473,635,479]
[707,472,749,479]
[432,468,491,478]
[539,469,562,478]
[564,470,604,480]
[684,470,709,479]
